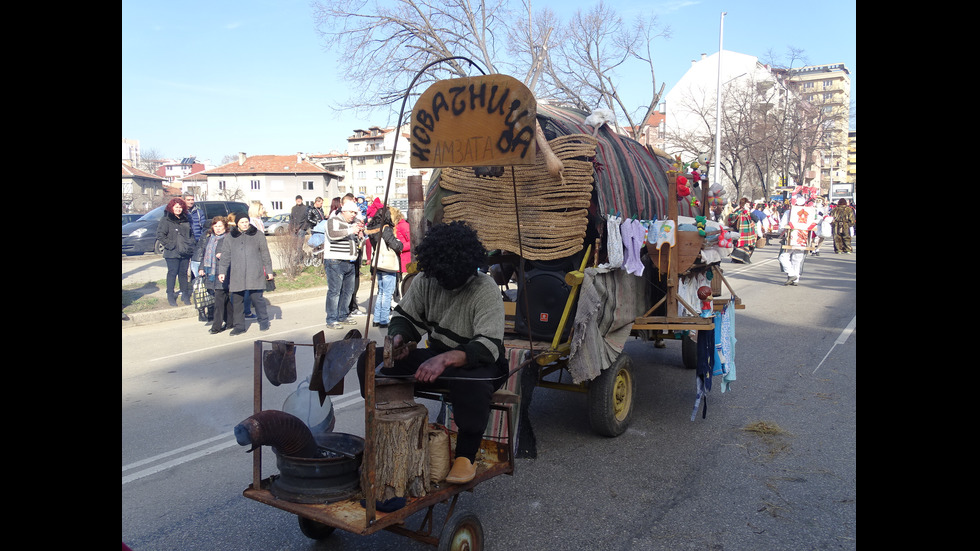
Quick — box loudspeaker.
[513,269,577,341]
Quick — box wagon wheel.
[588,353,635,437]
[681,331,698,370]
[437,509,484,551]
[297,516,335,540]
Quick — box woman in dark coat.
[217,214,275,335]
[197,216,233,333]
[157,197,196,306]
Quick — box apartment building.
[785,63,852,193]
[344,125,428,200]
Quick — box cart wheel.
[297,516,335,540]
[588,353,635,437]
[681,331,697,370]
[437,509,484,551]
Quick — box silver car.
[264,214,291,236]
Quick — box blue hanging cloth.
[691,327,714,420]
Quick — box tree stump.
[368,402,431,501]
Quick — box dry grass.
[741,421,793,459]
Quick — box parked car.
[122,200,249,255]
[122,213,143,225]
[264,213,291,236]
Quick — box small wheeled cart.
[242,337,520,550]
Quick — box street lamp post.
[712,11,727,191]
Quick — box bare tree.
[310,0,670,135]
[311,0,510,124]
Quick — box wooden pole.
[406,174,424,264]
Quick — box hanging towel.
[605,214,624,269]
[720,300,737,392]
[691,326,714,420]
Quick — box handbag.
[375,227,400,272]
[192,277,214,309]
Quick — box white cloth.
[779,250,806,280]
[605,215,624,269]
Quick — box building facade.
[193,153,341,216]
[122,161,169,213]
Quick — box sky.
[122,0,855,165]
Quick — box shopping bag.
[192,277,214,309]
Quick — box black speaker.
[513,269,577,341]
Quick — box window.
[357,171,367,180]
[375,170,384,179]
[251,179,260,190]
[271,201,283,211]
[395,168,406,178]
[302,180,314,191]
[375,185,385,195]
[803,81,814,89]
[218,180,226,191]
[375,155,384,163]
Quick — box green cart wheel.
[588,353,635,437]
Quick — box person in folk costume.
[778,196,816,286]
[726,197,757,263]
[831,198,856,253]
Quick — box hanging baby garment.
[648,219,676,275]
[621,218,646,276]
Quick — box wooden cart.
[242,338,520,549]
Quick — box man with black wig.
[357,221,507,484]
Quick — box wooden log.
[365,402,431,502]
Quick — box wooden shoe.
[445,457,475,484]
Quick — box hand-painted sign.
[410,74,537,168]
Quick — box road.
[122,242,856,550]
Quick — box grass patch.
[122,264,329,314]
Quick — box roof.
[203,155,328,175]
[122,162,165,180]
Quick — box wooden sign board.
[410,74,537,168]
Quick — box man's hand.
[391,334,409,361]
[415,350,466,384]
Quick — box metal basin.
[270,432,364,504]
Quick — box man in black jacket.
[290,195,309,235]
[306,196,326,229]
[289,195,309,265]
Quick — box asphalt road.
[122,242,856,550]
